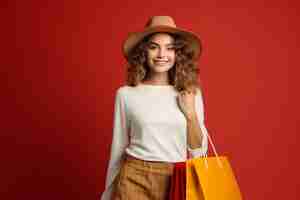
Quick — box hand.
[177,89,197,120]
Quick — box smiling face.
[146,33,176,74]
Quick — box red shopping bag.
[169,162,186,200]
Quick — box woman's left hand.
[177,89,197,120]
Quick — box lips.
[154,59,169,64]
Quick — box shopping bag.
[169,127,243,200]
[168,162,186,200]
[186,130,243,200]
[187,156,242,200]
[186,159,205,200]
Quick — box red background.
[1,0,299,199]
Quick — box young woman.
[101,16,209,200]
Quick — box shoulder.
[115,85,136,97]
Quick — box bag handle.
[202,126,223,169]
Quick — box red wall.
[1,0,299,199]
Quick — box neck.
[143,72,170,85]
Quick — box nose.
[157,48,166,58]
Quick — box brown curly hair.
[125,32,203,94]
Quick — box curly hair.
[125,32,203,94]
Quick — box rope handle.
[202,126,223,169]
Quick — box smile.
[154,60,169,64]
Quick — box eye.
[167,47,175,50]
[148,45,157,50]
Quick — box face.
[146,33,176,74]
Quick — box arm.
[186,113,203,148]
[187,88,208,158]
[101,88,130,200]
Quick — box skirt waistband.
[124,153,175,171]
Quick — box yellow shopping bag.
[186,159,205,200]
[186,131,243,200]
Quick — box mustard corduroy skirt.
[112,154,175,200]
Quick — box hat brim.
[123,25,202,61]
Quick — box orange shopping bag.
[186,131,243,200]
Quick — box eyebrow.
[148,41,174,46]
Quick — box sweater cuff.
[187,146,207,158]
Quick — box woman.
[101,16,209,200]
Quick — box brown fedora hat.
[122,16,202,61]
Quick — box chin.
[153,67,172,73]
[151,64,173,70]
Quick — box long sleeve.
[187,88,209,158]
[101,88,130,200]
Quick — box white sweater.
[100,83,209,200]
